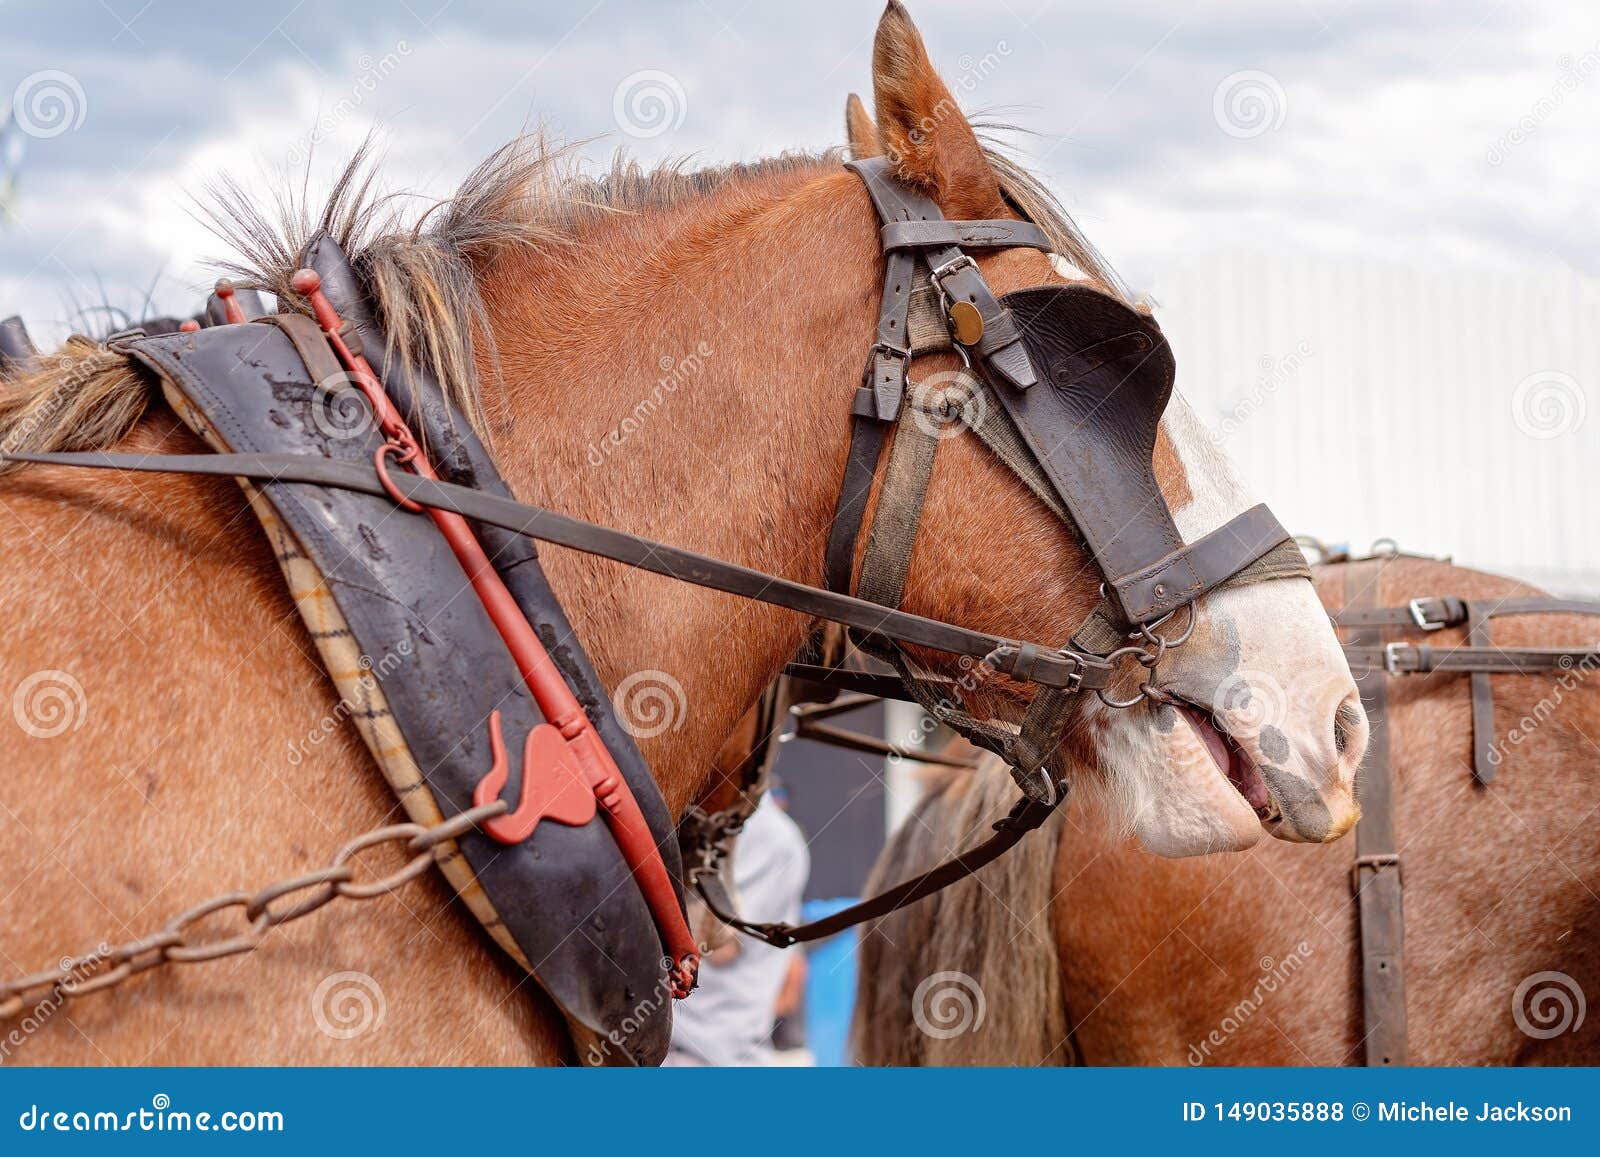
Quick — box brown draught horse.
[0,4,1362,1064]
[854,557,1599,1065]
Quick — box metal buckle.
[864,342,910,420]
[928,253,979,286]
[1350,852,1402,894]
[1383,642,1407,674]
[1408,599,1444,631]
[869,340,910,363]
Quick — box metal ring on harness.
[375,440,424,512]
[1096,604,1196,709]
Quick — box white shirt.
[665,798,810,1066]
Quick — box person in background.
[666,787,811,1066]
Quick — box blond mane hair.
[1,132,1118,471]
[852,756,1072,1066]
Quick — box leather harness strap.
[696,792,1062,949]
[2,448,1114,695]
[1331,556,1600,1064]
[1340,642,1600,675]
[823,160,1047,594]
[855,381,944,610]
[1342,559,1408,1066]
[879,219,1052,252]
[1336,594,1600,784]
[848,156,1039,391]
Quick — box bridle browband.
[2,158,1315,963]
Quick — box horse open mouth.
[1177,704,1280,824]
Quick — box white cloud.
[2,0,1597,339]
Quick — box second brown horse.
[853,556,1600,1065]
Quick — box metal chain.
[0,800,508,1021]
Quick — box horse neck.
[473,168,878,813]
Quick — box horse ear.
[845,93,882,158]
[871,1,1004,217]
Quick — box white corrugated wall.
[1148,253,1600,596]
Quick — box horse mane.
[0,130,1121,470]
[851,755,1072,1066]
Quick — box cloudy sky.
[2,0,1597,335]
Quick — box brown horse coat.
[855,558,1599,1065]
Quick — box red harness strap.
[288,268,699,997]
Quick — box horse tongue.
[1186,708,1232,775]
[1183,707,1270,810]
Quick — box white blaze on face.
[1156,395,1349,711]
[1081,393,1360,856]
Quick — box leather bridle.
[813,157,1310,797]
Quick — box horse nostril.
[1333,698,1363,757]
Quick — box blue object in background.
[801,897,860,1067]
